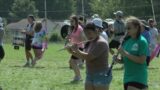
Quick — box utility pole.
[44,0,48,30]
[150,0,156,24]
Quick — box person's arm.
[21,30,34,36]
[113,54,124,64]
[80,30,87,41]
[67,48,95,61]
[118,40,148,64]
[42,31,48,52]
[67,42,108,61]
[124,51,146,64]
[25,31,34,36]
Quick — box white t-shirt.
[100,31,108,41]
[32,28,47,48]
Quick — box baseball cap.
[28,15,35,21]
[114,10,123,17]
[148,18,154,23]
[92,18,103,28]
[92,14,99,19]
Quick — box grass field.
[0,43,160,90]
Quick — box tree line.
[0,0,159,26]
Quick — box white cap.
[92,14,99,19]
[92,18,103,28]
[114,10,123,17]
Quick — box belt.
[115,32,125,36]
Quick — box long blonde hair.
[34,21,42,33]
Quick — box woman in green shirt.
[117,16,148,90]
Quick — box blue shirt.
[141,30,151,56]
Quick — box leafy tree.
[76,0,92,17]
[33,0,75,20]
[0,0,14,18]
[90,0,121,19]
[9,0,38,20]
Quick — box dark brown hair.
[84,22,97,32]
[28,15,35,21]
[70,15,79,32]
[34,21,42,32]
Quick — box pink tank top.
[69,25,84,48]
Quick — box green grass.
[0,43,160,90]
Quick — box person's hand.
[118,47,128,56]
[41,48,45,53]
[21,30,26,34]
[112,54,122,64]
[70,44,79,52]
[66,46,73,54]
[65,36,70,40]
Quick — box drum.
[12,30,25,50]
[60,24,70,39]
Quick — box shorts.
[146,56,150,66]
[0,46,5,59]
[85,70,112,86]
[124,82,148,90]
[109,40,120,49]
[25,38,32,50]
[32,45,42,49]
[71,48,83,59]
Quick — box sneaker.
[23,62,30,67]
[70,76,82,83]
[31,60,36,67]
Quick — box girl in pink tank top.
[66,15,85,82]
[68,25,84,48]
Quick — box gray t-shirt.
[113,19,125,41]
[85,36,109,74]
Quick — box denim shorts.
[85,70,112,86]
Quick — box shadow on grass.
[112,67,124,71]
[57,66,70,69]
[0,86,2,90]
[58,66,85,70]
[148,67,159,70]
[10,65,45,69]
[63,81,83,85]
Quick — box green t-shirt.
[122,35,148,85]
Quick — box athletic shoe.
[23,62,30,67]
[70,76,82,83]
[31,60,36,67]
